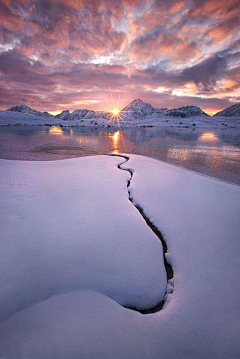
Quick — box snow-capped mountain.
[121,99,209,118]
[54,109,101,120]
[122,99,156,118]
[123,99,155,113]
[3,100,240,128]
[7,101,210,121]
[68,110,93,120]
[213,103,240,117]
[7,105,52,117]
[166,106,210,118]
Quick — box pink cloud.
[189,0,239,19]
[0,0,239,115]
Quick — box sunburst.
[103,86,142,130]
[110,108,121,116]
[108,107,121,120]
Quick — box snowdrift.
[0,155,239,358]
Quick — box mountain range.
[122,99,210,119]
[7,100,240,120]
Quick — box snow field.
[0,156,166,323]
[0,154,239,358]
[122,155,240,358]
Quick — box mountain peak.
[7,104,32,112]
[131,99,145,105]
[123,99,155,112]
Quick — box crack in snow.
[110,154,174,314]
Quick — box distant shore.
[1,109,240,128]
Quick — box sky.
[0,0,240,115]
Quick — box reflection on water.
[168,131,221,163]
[168,148,191,162]
[167,145,239,171]
[49,126,64,136]
[199,132,219,141]
[0,126,240,185]
[112,131,120,154]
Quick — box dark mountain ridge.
[213,103,240,117]
[7,105,52,117]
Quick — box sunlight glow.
[48,110,61,116]
[104,90,142,130]
[110,108,121,116]
[111,130,120,154]
[199,132,219,141]
[49,126,63,136]
[103,90,125,129]
[152,86,170,93]
[113,130,120,142]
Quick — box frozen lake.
[0,126,240,185]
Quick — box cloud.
[180,54,227,90]
[128,28,201,63]
[1,0,128,59]
[208,15,240,43]
[188,0,240,20]
[0,0,239,114]
[0,50,33,75]
[180,39,240,91]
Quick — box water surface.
[0,126,240,185]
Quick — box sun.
[109,107,121,116]
[104,91,139,129]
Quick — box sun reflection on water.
[49,126,64,136]
[113,130,119,142]
[199,132,219,141]
[111,130,120,154]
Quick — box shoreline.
[1,125,240,186]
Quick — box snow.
[0,156,166,320]
[0,154,240,358]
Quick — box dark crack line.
[109,154,174,315]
